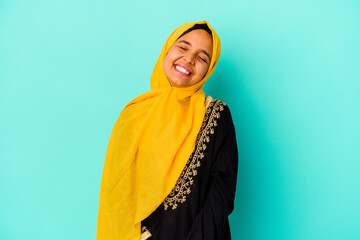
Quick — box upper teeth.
[176,65,190,75]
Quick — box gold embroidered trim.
[140,226,152,240]
[205,96,213,109]
[163,98,226,210]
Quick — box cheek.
[163,53,176,76]
[163,58,173,74]
[163,52,175,68]
[197,63,209,76]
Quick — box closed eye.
[198,56,207,63]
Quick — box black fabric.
[141,100,238,240]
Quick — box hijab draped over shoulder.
[96,20,221,240]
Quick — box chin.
[169,79,187,87]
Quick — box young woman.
[96,20,238,240]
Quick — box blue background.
[1,0,359,239]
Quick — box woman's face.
[163,29,213,88]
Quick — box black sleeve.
[186,106,239,240]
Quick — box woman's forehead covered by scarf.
[150,20,221,91]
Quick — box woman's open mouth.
[174,64,192,77]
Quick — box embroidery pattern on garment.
[140,226,152,240]
[163,99,226,210]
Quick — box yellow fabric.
[96,20,221,240]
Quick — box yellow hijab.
[96,20,221,240]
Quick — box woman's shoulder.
[205,96,232,113]
[205,96,235,127]
[204,96,236,143]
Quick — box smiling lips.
[174,64,192,77]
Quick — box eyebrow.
[178,40,211,61]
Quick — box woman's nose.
[183,54,195,65]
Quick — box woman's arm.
[186,106,239,240]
